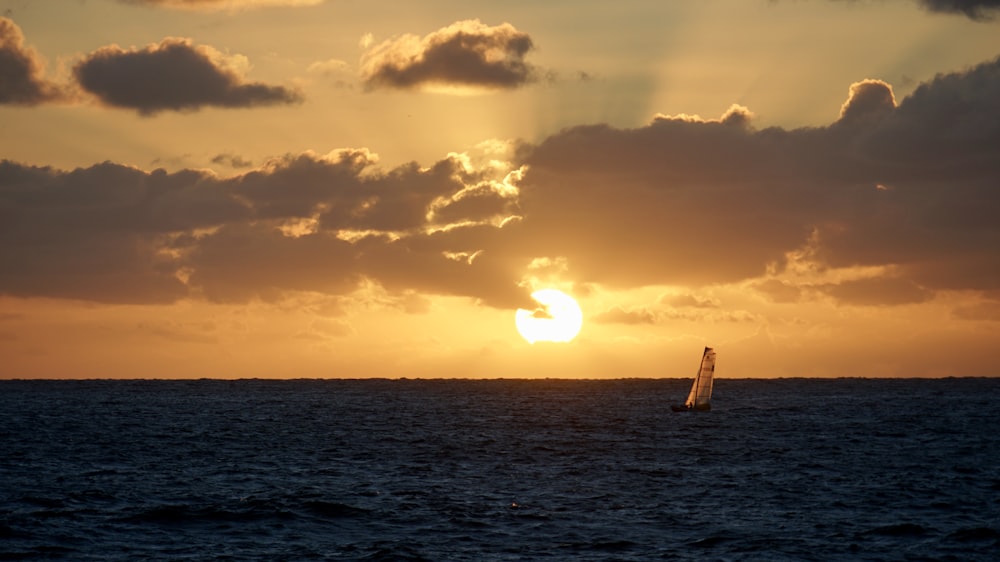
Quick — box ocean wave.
[2,378,999,560]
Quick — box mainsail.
[673,347,716,412]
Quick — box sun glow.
[515,289,583,344]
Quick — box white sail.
[684,347,716,411]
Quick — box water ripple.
[1,378,998,560]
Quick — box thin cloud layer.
[361,20,536,91]
[819,276,933,306]
[2,55,999,311]
[73,38,302,114]
[0,18,64,105]
[119,0,323,10]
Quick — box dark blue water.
[2,378,999,560]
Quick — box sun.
[515,289,583,344]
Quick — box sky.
[1,0,999,378]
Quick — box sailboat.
[671,347,716,412]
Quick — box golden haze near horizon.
[1,0,999,378]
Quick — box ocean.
[1,378,998,561]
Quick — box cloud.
[306,59,355,89]
[513,54,1000,296]
[138,320,218,344]
[593,306,659,325]
[653,104,756,127]
[0,160,243,303]
[0,17,65,105]
[593,302,755,325]
[73,38,303,114]
[513,117,799,289]
[211,153,254,168]
[821,0,1000,21]
[3,55,999,312]
[293,318,354,341]
[751,279,804,304]
[664,293,720,309]
[916,0,1000,20]
[818,276,933,306]
[119,0,323,10]
[0,150,534,309]
[360,20,537,92]
[837,79,896,126]
[952,301,1000,321]
[811,57,1000,292]
[428,183,517,226]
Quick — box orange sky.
[1,0,999,378]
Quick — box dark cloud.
[856,57,1000,167]
[361,20,536,91]
[514,55,1000,296]
[232,150,472,231]
[917,0,1000,20]
[428,184,517,226]
[0,17,64,105]
[73,38,302,115]
[811,57,1000,293]
[211,153,254,169]
[354,232,533,310]
[3,55,999,310]
[824,0,1000,21]
[0,151,533,309]
[512,119,802,289]
[183,222,360,303]
[0,160,245,303]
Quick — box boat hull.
[670,403,711,412]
